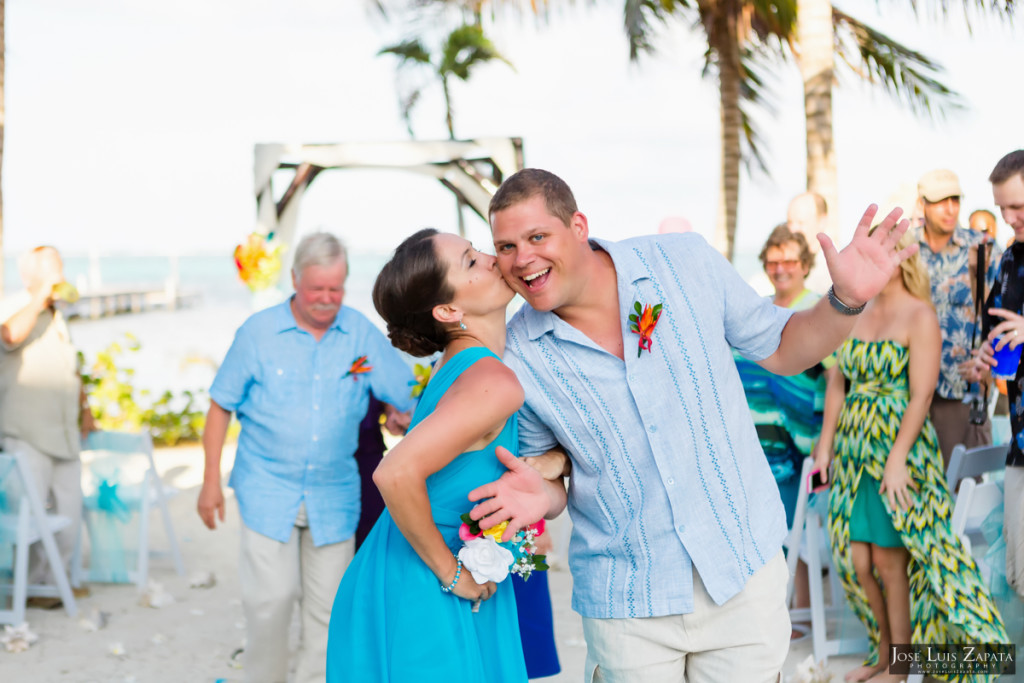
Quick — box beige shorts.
[582,550,789,683]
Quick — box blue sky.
[5,0,1023,263]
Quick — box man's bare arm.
[197,401,231,530]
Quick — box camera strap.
[973,240,989,406]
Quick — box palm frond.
[869,0,1017,38]
[398,88,423,138]
[833,7,963,119]
[624,0,696,60]
[872,0,1017,27]
[439,23,514,79]
[747,0,798,45]
[378,38,433,65]
[737,46,783,174]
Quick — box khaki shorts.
[582,551,789,683]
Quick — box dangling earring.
[458,320,467,331]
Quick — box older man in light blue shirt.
[480,169,917,682]
[199,232,413,683]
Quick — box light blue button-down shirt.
[505,233,794,619]
[210,300,414,546]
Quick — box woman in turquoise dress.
[813,231,1007,682]
[326,228,566,682]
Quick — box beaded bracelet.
[440,557,463,593]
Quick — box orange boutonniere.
[344,356,372,380]
[628,301,663,357]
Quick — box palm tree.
[379,20,513,236]
[379,22,513,140]
[625,0,1003,260]
[625,0,797,261]
[797,0,1015,241]
[796,0,836,240]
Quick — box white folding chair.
[946,443,1008,495]
[951,478,1004,575]
[71,430,184,592]
[0,449,78,624]
[785,457,870,666]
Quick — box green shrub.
[81,333,210,446]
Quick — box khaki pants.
[239,506,354,683]
[582,551,789,683]
[2,436,82,586]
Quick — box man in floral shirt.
[915,168,1001,466]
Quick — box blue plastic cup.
[992,337,1023,380]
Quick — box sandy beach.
[0,439,879,683]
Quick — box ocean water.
[3,247,763,404]
[3,252,391,403]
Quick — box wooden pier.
[61,285,201,320]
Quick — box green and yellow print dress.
[828,339,1007,680]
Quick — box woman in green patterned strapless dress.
[813,231,1007,683]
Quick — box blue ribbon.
[96,479,132,523]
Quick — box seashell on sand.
[1,623,39,653]
[78,607,111,631]
[789,655,834,683]
[188,570,216,588]
[138,580,175,608]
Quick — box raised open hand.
[819,205,917,308]
[467,446,548,542]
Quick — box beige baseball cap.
[918,169,962,203]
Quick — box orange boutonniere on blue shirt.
[628,301,663,357]
[344,355,372,380]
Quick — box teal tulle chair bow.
[96,479,132,523]
[0,459,15,573]
[73,430,185,590]
[84,469,133,584]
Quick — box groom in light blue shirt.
[482,169,916,682]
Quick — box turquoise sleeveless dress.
[326,347,527,683]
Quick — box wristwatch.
[827,286,866,316]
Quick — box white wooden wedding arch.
[253,137,525,279]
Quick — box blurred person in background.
[753,224,837,639]
[198,232,413,683]
[964,151,1024,599]
[786,191,833,294]
[915,169,1000,466]
[0,246,95,608]
[970,208,999,242]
